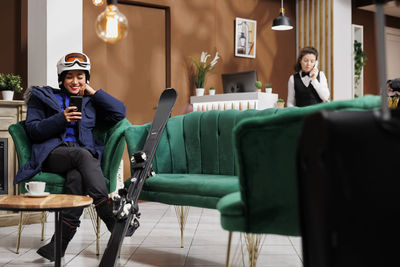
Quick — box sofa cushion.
[131,173,239,209]
[142,173,239,196]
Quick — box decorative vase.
[276,101,285,108]
[196,88,205,96]
[1,90,14,101]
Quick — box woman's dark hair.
[294,46,319,72]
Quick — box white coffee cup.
[25,181,46,195]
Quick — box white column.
[332,0,352,100]
[28,0,82,89]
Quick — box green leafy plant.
[209,87,215,90]
[0,73,23,92]
[189,51,219,88]
[265,83,272,88]
[254,81,262,89]
[277,98,284,103]
[354,40,367,91]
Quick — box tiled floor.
[0,202,303,266]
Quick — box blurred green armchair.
[217,95,381,267]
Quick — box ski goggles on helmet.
[61,53,90,67]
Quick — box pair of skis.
[99,88,177,267]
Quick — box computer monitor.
[222,70,258,93]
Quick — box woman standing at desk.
[287,46,330,107]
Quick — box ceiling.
[358,1,400,18]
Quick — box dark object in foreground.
[99,88,177,267]
[297,109,400,267]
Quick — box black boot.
[36,223,76,262]
[95,198,116,232]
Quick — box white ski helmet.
[57,52,91,85]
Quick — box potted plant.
[189,51,219,96]
[0,73,23,101]
[353,40,367,97]
[209,87,216,95]
[254,81,262,92]
[276,98,285,108]
[265,83,272,93]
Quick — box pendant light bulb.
[92,0,104,7]
[95,4,128,44]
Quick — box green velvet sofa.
[124,95,381,249]
[217,95,381,266]
[124,108,289,246]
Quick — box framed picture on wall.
[235,17,257,58]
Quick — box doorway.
[386,26,400,80]
[83,1,170,182]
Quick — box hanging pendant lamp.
[95,0,128,44]
[272,0,293,31]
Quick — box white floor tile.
[0,202,303,267]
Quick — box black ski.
[99,88,177,267]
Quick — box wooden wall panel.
[297,0,333,96]
[84,0,297,115]
[0,0,27,100]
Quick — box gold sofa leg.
[16,212,24,254]
[40,211,47,241]
[244,233,265,267]
[227,233,265,267]
[225,232,232,267]
[174,206,190,248]
[87,205,101,255]
[16,211,47,254]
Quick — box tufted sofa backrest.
[125,108,287,175]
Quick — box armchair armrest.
[8,121,31,167]
[100,118,132,193]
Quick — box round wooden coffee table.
[0,194,93,267]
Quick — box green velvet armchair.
[8,118,131,254]
[217,95,381,267]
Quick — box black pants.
[43,142,108,227]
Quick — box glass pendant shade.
[272,7,293,31]
[95,4,128,44]
[92,0,104,7]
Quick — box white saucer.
[24,192,50,198]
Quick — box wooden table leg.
[54,211,63,267]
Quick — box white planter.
[1,90,14,101]
[196,88,205,96]
[209,90,215,95]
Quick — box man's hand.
[64,107,82,122]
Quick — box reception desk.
[190,92,278,111]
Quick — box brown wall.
[0,0,27,100]
[352,5,400,95]
[83,0,296,117]
[2,0,296,106]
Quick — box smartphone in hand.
[69,96,82,112]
